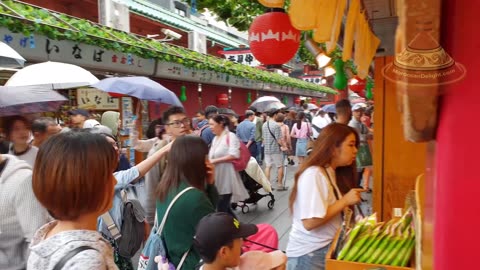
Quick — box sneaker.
[277,185,289,191]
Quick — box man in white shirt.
[311,109,331,139]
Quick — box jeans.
[287,243,331,270]
[217,193,237,218]
[244,142,258,159]
[255,141,263,164]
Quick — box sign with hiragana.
[77,88,119,110]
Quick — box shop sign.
[0,27,155,75]
[120,97,134,136]
[155,61,265,90]
[77,88,119,110]
[217,49,261,67]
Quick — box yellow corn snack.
[288,0,318,30]
[342,0,360,61]
[313,0,338,42]
[326,0,347,53]
[258,0,285,8]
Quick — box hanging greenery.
[365,77,374,100]
[180,85,187,102]
[247,92,252,104]
[282,95,288,105]
[333,59,348,90]
[0,0,336,94]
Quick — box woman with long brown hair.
[286,123,365,270]
[155,135,217,269]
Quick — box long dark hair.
[296,112,305,129]
[289,123,359,211]
[156,136,209,201]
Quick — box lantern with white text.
[249,9,301,68]
[348,76,366,93]
[217,93,229,105]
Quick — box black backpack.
[102,186,146,258]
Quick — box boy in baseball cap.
[193,213,258,270]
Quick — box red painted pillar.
[435,1,480,269]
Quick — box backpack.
[102,185,146,258]
[138,187,194,270]
[193,124,208,137]
[226,133,251,171]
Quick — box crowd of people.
[0,98,374,270]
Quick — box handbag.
[225,133,251,171]
[138,187,194,270]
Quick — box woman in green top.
[156,135,218,269]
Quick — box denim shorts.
[287,243,331,270]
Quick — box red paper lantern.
[249,9,301,68]
[217,93,229,105]
[348,76,367,93]
[310,99,317,105]
[294,97,301,105]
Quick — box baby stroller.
[232,158,275,214]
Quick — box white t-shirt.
[311,115,331,138]
[8,146,38,168]
[286,166,342,258]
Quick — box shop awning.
[0,0,336,95]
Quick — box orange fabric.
[342,0,360,61]
[313,0,338,42]
[288,0,319,30]
[258,0,284,8]
[326,0,347,53]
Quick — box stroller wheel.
[241,205,250,214]
[267,200,275,209]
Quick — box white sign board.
[77,88,119,110]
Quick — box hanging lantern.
[294,96,301,105]
[247,92,252,104]
[249,9,301,68]
[217,93,229,105]
[282,95,288,105]
[258,0,284,8]
[348,76,367,93]
[333,59,348,89]
[179,85,187,102]
[310,98,317,105]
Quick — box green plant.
[0,0,337,94]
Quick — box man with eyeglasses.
[144,106,191,227]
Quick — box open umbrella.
[218,108,237,115]
[5,61,98,89]
[250,96,282,112]
[263,101,286,112]
[307,103,319,110]
[0,85,68,116]
[321,104,336,114]
[0,41,26,68]
[92,76,182,106]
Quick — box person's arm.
[135,141,173,178]
[210,134,239,164]
[129,125,158,153]
[15,170,49,243]
[247,124,255,148]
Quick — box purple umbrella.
[92,76,182,106]
[0,85,67,116]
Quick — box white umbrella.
[250,96,283,112]
[0,41,26,68]
[307,103,319,110]
[5,61,98,89]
